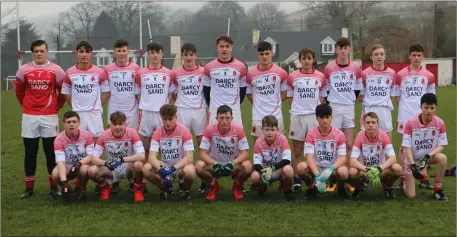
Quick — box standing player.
[171,43,207,145]
[246,41,288,142]
[52,111,94,200]
[392,43,436,189]
[136,41,175,164]
[203,36,247,125]
[250,115,294,199]
[142,104,196,200]
[16,40,66,198]
[104,39,141,129]
[324,37,362,192]
[349,112,402,200]
[62,41,109,139]
[87,112,146,202]
[296,104,349,199]
[401,93,448,200]
[287,48,327,193]
[195,105,252,200]
[359,45,396,139]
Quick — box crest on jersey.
[330,143,334,149]
[386,79,390,85]
[131,73,135,79]
[177,139,180,145]
[231,138,235,144]
[233,71,236,76]
[421,78,425,85]
[290,131,295,136]
[315,80,319,86]
[163,76,166,81]
[91,76,95,81]
[273,76,276,81]
[198,77,202,83]
[377,145,381,151]
[432,130,436,136]
[252,127,256,133]
[399,124,404,130]
[350,74,354,80]
[124,141,128,147]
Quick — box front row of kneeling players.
[53,93,448,202]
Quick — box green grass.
[2,87,456,236]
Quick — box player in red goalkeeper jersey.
[15,40,66,199]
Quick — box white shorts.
[21,114,60,138]
[289,114,317,141]
[177,107,207,136]
[252,119,284,137]
[360,106,393,132]
[112,163,129,182]
[138,110,162,137]
[208,107,243,127]
[77,111,104,137]
[330,103,355,129]
[107,110,139,129]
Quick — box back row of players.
[16,36,448,202]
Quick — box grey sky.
[2,2,300,20]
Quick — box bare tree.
[300,1,359,29]
[58,2,102,41]
[1,7,17,40]
[164,9,194,35]
[352,2,381,45]
[247,3,287,31]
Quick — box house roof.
[239,29,346,63]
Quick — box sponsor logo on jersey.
[91,76,95,81]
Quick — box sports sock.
[421,174,429,182]
[433,180,442,192]
[48,175,57,187]
[73,179,80,187]
[25,175,35,189]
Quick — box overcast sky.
[1,2,300,20]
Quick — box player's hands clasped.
[314,175,326,193]
[418,154,431,170]
[61,181,72,200]
[220,161,235,177]
[104,157,124,171]
[366,167,382,187]
[212,162,223,177]
[159,165,176,179]
[410,164,424,179]
[261,167,274,184]
[68,161,82,180]
[318,165,335,182]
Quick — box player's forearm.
[280,91,287,101]
[172,93,177,102]
[199,150,216,164]
[91,156,106,166]
[380,156,397,170]
[254,163,263,172]
[333,155,347,169]
[101,92,110,105]
[288,97,293,104]
[168,93,174,104]
[429,145,445,157]
[306,154,319,175]
[394,96,400,105]
[57,161,68,182]
[79,155,93,165]
[350,158,366,171]
[124,152,145,163]
[240,87,247,104]
[402,147,415,164]
[203,86,211,106]
[148,151,161,170]
[274,159,291,170]
[63,95,72,106]
[232,150,249,164]
[15,82,25,105]
[174,151,193,169]
[319,97,325,104]
[247,94,253,104]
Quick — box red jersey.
[15,61,66,115]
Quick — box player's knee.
[51,167,60,181]
[282,165,294,178]
[79,164,90,177]
[142,163,152,176]
[87,165,99,178]
[183,164,196,180]
[435,153,447,166]
[194,160,206,173]
[337,166,349,180]
[296,162,308,175]
[348,167,359,179]
[241,160,253,173]
[132,161,144,172]
[391,164,403,176]
[250,171,261,183]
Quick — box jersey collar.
[65,129,80,140]
[318,126,332,137]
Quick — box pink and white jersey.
[402,115,447,161]
[203,58,247,110]
[287,68,327,116]
[200,124,249,163]
[104,62,141,117]
[392,66,436,123]
[150,122,194,166]
[136,65,175,112]
[360,66,396,110]
[54,129,94,165]
[61,64,109,112]
[93,127,145,162]
[304,126,346,168]
[253,134,291,167]
[246,64,288,120]
[351,129,395,167]
[324,60,362,105]
[172,65,206,109]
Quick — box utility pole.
[57,23,61,64]
[433,3,437,57]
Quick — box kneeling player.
[142,104,196,200]
[401,93,448,200]
[349,112,402,200]
[88,111,146,202]
[52,111,94,200]
[250,115,293,199]
[296,104,349,199]
[195,105,252,200]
